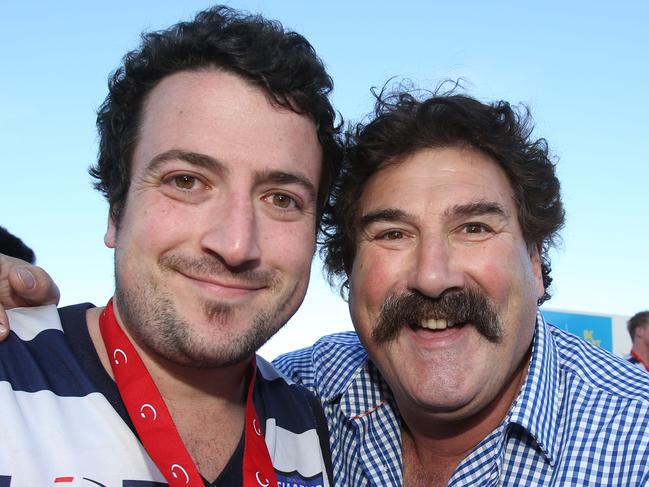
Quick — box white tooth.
[420,319,434,329]
[420,319,449,330]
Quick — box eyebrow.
[358,201,508,230]
[358,208,410,229]
[253,169,317,203]
[445,201,507,219]
[146,149,228,176]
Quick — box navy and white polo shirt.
[0,304,332,487]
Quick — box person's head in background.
[0,227,35,264]
[628,311,649,355]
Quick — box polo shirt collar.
[507,311,561,466]
[316,313,562,466]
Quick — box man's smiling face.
[348,146,544,422]
[105,69,322,367]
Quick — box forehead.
[359,146,517,217]
[133,68,322,184]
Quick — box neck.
[631,341,649,368]
[400,351,530,485]
[86,305,249,480]
[85,306,249,404]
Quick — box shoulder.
[5,304,63,341]
[273,331,366,372]
[548,324,649,403]
[272,331,368,394]
[255,355,324,418]
[4,302,96,340]
[254,356,334,482]
[539,324,649,481]
[1,303,99,395]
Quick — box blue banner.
[542,310,613,352]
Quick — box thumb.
[9,265,60,306]
[0,256,61,342]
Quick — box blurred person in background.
[627,311,649,371]
[0,226,35,264]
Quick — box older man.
[0,6,338,486]
[4,88,649,486]
[274,90,649,485]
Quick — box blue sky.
[2,0,647,359]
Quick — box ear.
[104,211,117,249]
[529,243,545,301]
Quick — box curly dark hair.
[322,85,565,304]
[0,226,35,264]
[90,5,341,224]
[628,311,649,341]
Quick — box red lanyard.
[99,299,278,487]
[631,351,649,372]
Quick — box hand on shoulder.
[0,253,60,340]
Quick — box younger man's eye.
[271,193,295,209]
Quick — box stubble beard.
[113,255,301,369]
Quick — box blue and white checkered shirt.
[274,313,649,486]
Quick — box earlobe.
[104,213,117,248]
[530,244,545,299]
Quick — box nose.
[407,236,465,298]
[199,194,261,269]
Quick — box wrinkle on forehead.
[360,147,517,215]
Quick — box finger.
[0,254,61,342]
[0,306,8,341]
[8,265,60,306]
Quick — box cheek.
[349,247,399,321]
[482,248,540,342]
[117,200,186,253]
[469,242,537,303]
[262,222,315,277]
[479,260,512,301]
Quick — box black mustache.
[372,289,502,345]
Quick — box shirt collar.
[339,358,395,420]
[312,333,394,418]
[506,310,561,465]
[315,314,563,464]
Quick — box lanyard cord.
[99,299,278,486]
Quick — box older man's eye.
[173,174,197,190]
[377,230,404,240]
[463,223,491,233]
